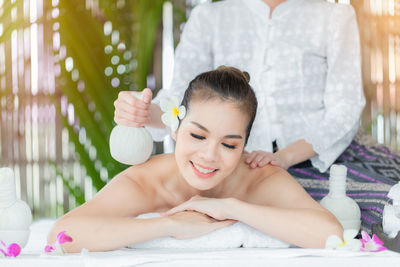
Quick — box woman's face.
[173,98,248,191]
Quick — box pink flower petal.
[371,234,385,245]
[358,232,387,252]
[373,246,387,252]
[56,231,73,244]
[0,242,21,258]
[7,243,21,257]
[44,245,55,253]
[0,248,7,257]
[360,231,371,243]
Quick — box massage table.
[1,219,399,267]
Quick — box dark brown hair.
[181,66,258,146]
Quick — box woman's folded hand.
[161,195,233,221]
[165,211,235,239]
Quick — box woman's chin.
[186,177,216,191]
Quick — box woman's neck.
[262,0,286,18]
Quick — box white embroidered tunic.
[147,0,366,173]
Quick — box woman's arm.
[163,166,343,248]
[48,164,234,253]
[47,171,164,252]
[228,167,343,248]
[225,200,342,248]
[49,215,170,253]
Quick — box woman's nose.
[199,142,219,162]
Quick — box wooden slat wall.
[0,0,89,219]
[352,0,400,149]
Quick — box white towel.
[383,182,400,238]
[388,182,400,216]
[128,213,290,249]
[383,205,400,238]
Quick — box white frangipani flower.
[160,97,186,131]
[325,229,362,251]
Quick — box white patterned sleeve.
[303,4,366,172]
[145,3,214,141]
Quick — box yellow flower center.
[173,107,179,117]
[338,241,347,247]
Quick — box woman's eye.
[222,143,236,150]
[190,133,205,140]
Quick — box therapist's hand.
[244,150,292,170]
[113,88,152,127]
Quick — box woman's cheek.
[221,147,242,167]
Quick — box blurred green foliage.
[52,0,172,204]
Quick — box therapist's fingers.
[245,151,258,164]
[251,154,266,168]
[114,109,148,127]
[114,118,145,128]
[141,88,153,104]
[258,155,274,167]
[115,101,149,119]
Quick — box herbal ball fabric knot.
[160,97,186,131]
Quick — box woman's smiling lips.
[190,161,218,179]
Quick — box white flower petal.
[171,96,180,107]
[170,117,179,131]
[160,97,177,112]
[178,106,186,119]
[325,235,343,249]
[161,113,173,126]
[347,239,362,251]
[343,229,358,242]
[160,98,171,112]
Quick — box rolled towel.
[241,221,290,248]
[128,213,289,249]
[383,205,400,238]
[388,182,400,207]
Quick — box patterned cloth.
[289,131,399,234]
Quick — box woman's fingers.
[212,219,236,231]
[164,203,190,216]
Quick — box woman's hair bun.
[216,65,250,83]
[242,71,250,83]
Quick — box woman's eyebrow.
[190,121,243,139]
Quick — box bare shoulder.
[123,153,176,187]
[62,154,176,219]
[242,161,324,211]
